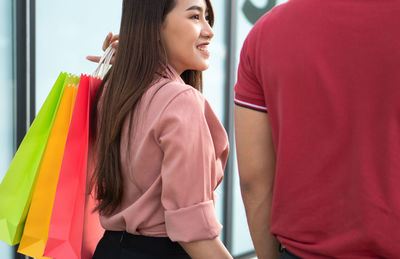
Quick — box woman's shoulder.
[148,79,205,111]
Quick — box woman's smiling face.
[161,0,214,75]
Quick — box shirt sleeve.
[155,88,224,242]
[234,34,268,112]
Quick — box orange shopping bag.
[17,78,79,258]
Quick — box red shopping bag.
[81,187,103,259]
[82,76,104,259]
[43,75,103,259]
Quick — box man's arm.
[234,104,279,259]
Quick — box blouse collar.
[164,64,184,84]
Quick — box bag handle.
[92,45,115,79]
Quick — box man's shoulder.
[245,0,324,47]
[255,0,316,28]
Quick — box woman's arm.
[156,90,231,258]
[179,237,232,259]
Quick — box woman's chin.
[193,62,210,72]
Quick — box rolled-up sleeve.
[156,88,223,242]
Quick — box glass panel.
[202,0,228,227]
[232,0,287,256]
[36,0,123,112]
[0,0,15,257]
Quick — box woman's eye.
[191,14,200,20]
[205,15,210,21]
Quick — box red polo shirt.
[234,0,400,258]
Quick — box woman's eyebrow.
[185,5,204,12]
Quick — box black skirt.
[93,230,191,259]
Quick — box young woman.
[88,0,232,258]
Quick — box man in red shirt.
[234,0,400,258]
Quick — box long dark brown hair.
[91,0,214,216]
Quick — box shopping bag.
[43,74,103,259]
[17,81,79,258]
[81,75,104,259]
[0,73,68,246]
[81,187,103,259]
[43,46,113,259]
[80,46,115,258]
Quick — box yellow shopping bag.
[17,77,79,259]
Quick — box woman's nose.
[201,22,214,40]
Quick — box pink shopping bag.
[43,75,103,259]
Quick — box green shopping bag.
[0,73,69,246]
[17,84,78,259]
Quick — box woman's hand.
[87,32,119,64]
[179,237,232,259]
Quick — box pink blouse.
[99,67,229,242]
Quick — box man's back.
[234,0,400,257]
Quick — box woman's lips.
[197,43,210,57]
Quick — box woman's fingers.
[111,41,119,52]
[110,34,119,43]
[102,32,113,51]
[86,55,101,63]
[109,40,119,64]
[87,32,119,63]
[102,32,119,51]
